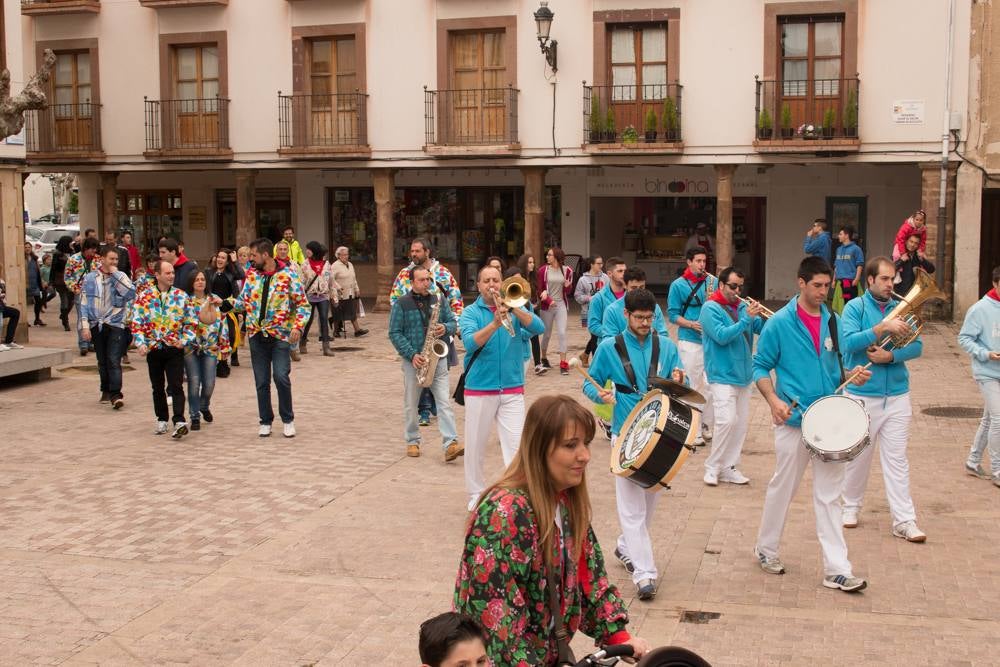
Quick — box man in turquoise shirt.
[600,267,668,340]
[752,256,872,593]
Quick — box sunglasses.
[726,283,744,291]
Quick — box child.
[419,612,489,667]
[892,209,927,260]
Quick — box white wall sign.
[892,100,925,124]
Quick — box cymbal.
[648,377,707,406]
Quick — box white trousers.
[842,393,916,527]
[705,383,752,474]
[464,393,525,510]
[612,436,661,584]
[756,424,853,577]
[678,340,713,431]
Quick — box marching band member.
[583,288,685,601]
[840,257,926,541]
[388,265,461,461]
[586,257,626,341]
[600,267,668,340]
[667,247,717,444]
[458,266,544,511]
[699,266,764,486]
[752,257,871,593]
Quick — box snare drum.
[611,390,701,489]
[800,394,871,462]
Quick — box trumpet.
[491,275,532,337]
[705,272,774,319]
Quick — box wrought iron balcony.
[144,97,231,158]
[21,0,100,15]
[25,103,104,161]
[583,83,683,148]
[424,86,519,148]
[278,92,369,156]
[754,77,860,148]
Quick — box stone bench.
[0,347,75,381]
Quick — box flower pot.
[781,128,794,139]
[665,129,680,142]
[644,131,658,143]
[589,130,602,144]
[822,127,835,139]
[843,127,858,138]
[602,130,617,143]
[757,128,773,140]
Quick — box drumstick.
[568,358,606,393]
[835,362,873,395]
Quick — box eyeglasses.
[629,314,654,323]
[726,283,744,291]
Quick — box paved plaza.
[0,311,998,666]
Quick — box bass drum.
[638,646,713,666]
[611,390,701,489]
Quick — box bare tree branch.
[0,48,57,139]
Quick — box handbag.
[452,347,483,406]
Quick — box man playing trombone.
[459,266,544,511]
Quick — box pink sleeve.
[918,226,927,251]
[894,220,914,252]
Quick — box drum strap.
[679,280,703,317]
[613,334,659,394]
[828,313,846,385]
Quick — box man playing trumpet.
[388,266,460,461]
[459,266,544,511]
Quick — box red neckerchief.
[709,288,738,313]
[682,268,705,283]
[307,259,325,275]
[175,253,189,267]
[988,288,1000,302]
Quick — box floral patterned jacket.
[390,260,463,317]
[64,252,94,295]
[130,285,198,350]
[454,488,630,667]
[187,296,231,358]
[232,265,310,342]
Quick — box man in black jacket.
[158,238,198,294]
[894,234,935,295]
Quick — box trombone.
[705,272,774,319]
[491,275,531,336]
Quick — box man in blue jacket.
[803,218,832,262]
[583,288,685,602]
[459,265,545,511]
[586,256,627,339]
[753,256,872,593]
[699,266,765,487]
[600,267,668,340]
[840,257,926,542]
[667,247,717,444]
[834,225,865,303]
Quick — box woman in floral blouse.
[454,395,649,666]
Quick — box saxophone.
[416,300,450,388]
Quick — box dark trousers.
[55,285,74,324]
[584,333,599,356]
[1,305,20,344]
[146,347,185,423]
[249,334,293,425]
[92,325,129,396]
[302,300,331,342]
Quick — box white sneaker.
[154,421,168,435]
[0,343,9,351]
[171,421,188,439]
[703,469,718,486]
[701,426,713,442]
[6,342,23,350]
[842,508,859,529]
[259,424,272,438]
[283,422,296,438]
[892,520,927,543]
[719,468,750,485]
[823,574,867,592]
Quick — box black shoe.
[354,328,370,338]
[216,361,230,378]
[111,395,124,410]
[231,354,240,367]
[542,358,552,369]
[63,323,71,332]
[190,418,201,431]
[201,409,213,423]
[99,391,110,403]
[33,319,45,326]
[80,349,88,357]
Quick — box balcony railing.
[21,0,100,15]
[754,77,860,142]
[278,92,368,152]
[25,103,103,157]
[424,86,519,146]
[144,97,231,155]
[584,83,683,145]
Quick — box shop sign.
[187,206,207,231]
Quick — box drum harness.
[612,334,660,396]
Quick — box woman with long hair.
[301,241,337,357]
[50,235,75,331]
[24,242,45,326]
[205,248,244,375]
[537,246,574,375]
[184,270,227,431]
[574,255,609,366]
[516,253,544,374]
[454,395,649,666]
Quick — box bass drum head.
[801,395,869,457]
[612,392,669,476]
[611,391,698,488]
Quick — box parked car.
[29,226,78,257]
[32,213,61,225]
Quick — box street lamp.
[534,1,557,73]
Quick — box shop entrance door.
[216,188,292,248]
[980,191,1000,294]
[733,197,767,297]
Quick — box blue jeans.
[184,351,218,420]
[249,334,293,425]
[402,359,457,447]
[969,379,1000,475]
[91,325,128,396]
[419,388,437,420]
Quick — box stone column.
[954,163,984,320]
[0,166,27,342]
[373,168,396,312]
[235,170,257,248]
[522,167,546,264]
[920,161,958,319]
[99,172,118,238]
[714,164,737,271]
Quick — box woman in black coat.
[205,248,245,375]
[50,235,74,331]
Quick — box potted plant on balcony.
[604,108,617,143]
[822,108,837,139]
[662,96,680,142]
[644,108,658,143]
[589,96,604,143]
[757,108,773,140]
[843,90,858,138]
[780,104,794,138]
[622,125,639,145]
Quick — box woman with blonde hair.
[454,394,649,666]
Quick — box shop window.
[115,190,183,254]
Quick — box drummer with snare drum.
[582,288,686,602]
[752,256,872,594]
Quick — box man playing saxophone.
[389,266,461,461]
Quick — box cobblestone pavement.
[0,311,997,666]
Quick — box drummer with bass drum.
[582,288,686,602]
[752,256,872,593]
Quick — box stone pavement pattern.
[0,313,997,666]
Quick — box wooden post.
[373,168,397,312]
[235,170,257,247]
[714,164,737,272]
[99,172,118,238]
[522,167,546,264]
[0,166,28,342]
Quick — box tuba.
[881,267,947,349]
[491,275,532,336]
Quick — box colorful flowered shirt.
[454,488,630,667]
[232,265,310,342]
[64,252,94,294]
[390,260,463,316]
[187,296,231,358]
[130,285,198,350]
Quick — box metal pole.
[937,0,956,293]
